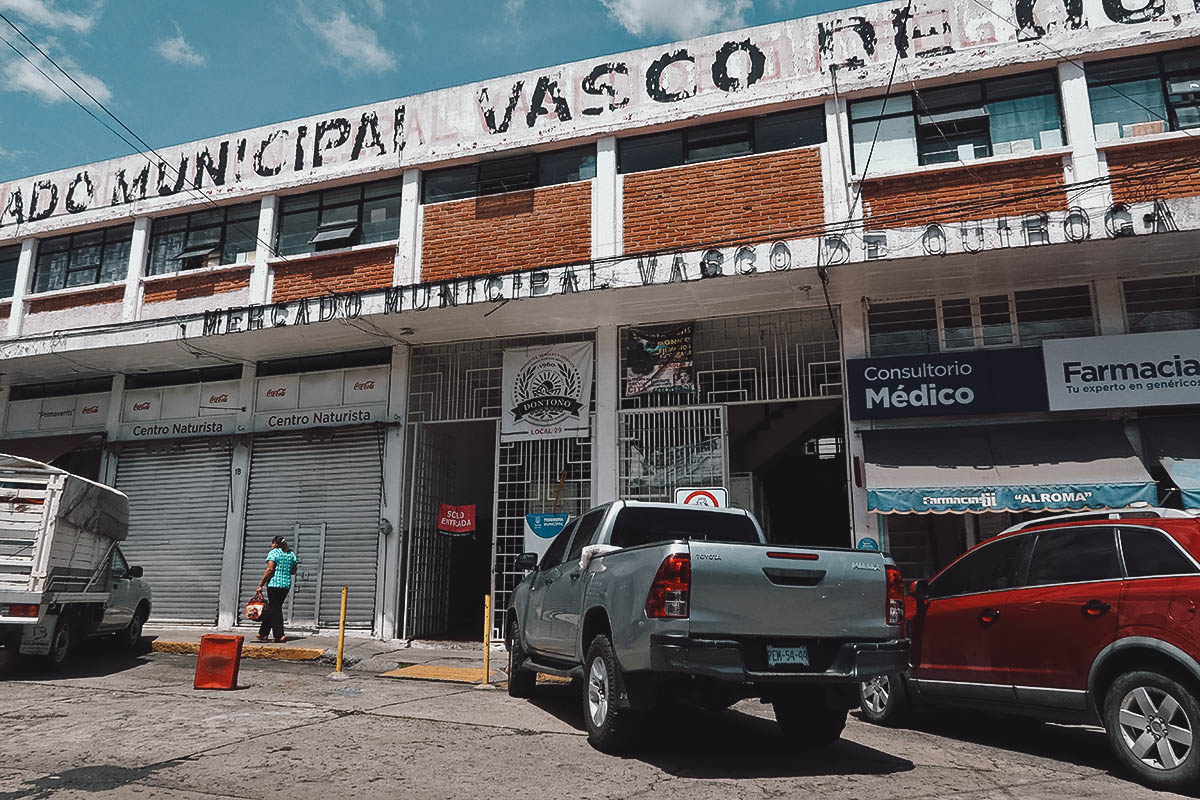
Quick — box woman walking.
[256,536,298,642]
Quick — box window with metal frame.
[1124,275,1200,333]
[33,224,132,293]
[276,177,404,256]
[1087,48,1200,140]
[1025,527,1122,586]
[421,146,597,204]
[849,70,1063,172]
[867,286,1095,356]
[928,534,1024,599]
[148,202,260,276]
[618,107,826,174]
[0,244,18,299]
[1120,527,1200,577]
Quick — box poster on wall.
[437,504,476,537]
[523,513,570,562]
[624,324,696,396]
[500,342,594,442]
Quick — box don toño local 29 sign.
[1044,329,1200,411]
[847,348,1047,420]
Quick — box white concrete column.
[395,169,422,286]
[249,195,278,305]
[99,373,125,486]
[8,238,36,337]
[839,301,873,550]
[122,218,150,322]
[592,137,621,259]
[217,363,257,629]
[1058,61,1110,208]
[1094,278,1127,336]
[824,96,853,225]
[377,344,410,639]
[593,324,619,505]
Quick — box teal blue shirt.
[266,548,297,589]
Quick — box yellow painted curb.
[151,640,325,662]
[379,664,505,684]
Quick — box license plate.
[766,644,809,668]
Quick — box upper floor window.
[0,244,18,300]
[1124,275,1200,333]
[618,107,826,174]
[33,224,132,293]
[868,286,1095,356]
[849,71,1063,173]
[422,146,597,203]
[277,177,403,257]
[148,202,260,276]
[1088,49,1200,140]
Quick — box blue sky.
[0,0,855,182]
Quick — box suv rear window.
[609,507,760,548]
[1121,527,1199,577]
[1026,527,1121,586]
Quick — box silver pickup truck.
[506,500,909,751]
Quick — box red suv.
[858,508,1200,791]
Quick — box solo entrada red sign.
[437,504,476,536]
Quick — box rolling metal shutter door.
[115,440,232,623]
[240,427,383,629]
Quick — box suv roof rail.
[1000,507,1198,534]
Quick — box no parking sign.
[674,487,728,508]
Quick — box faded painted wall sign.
[3,0,1198,237]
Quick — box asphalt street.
[0,642,1192,800]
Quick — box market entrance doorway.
[726,398,849,547]
[403,420,496,641]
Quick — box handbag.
[243,590,266,621]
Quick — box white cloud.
[298,2,397,74]
[504,0,525,17]
[1,40,112,105]
[154,26,206,67]
[602,0,752,39]
[0,0,99,34]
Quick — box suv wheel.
[1104,670,1200,791]
[506,619,535,699]
[583,635,641,753]
[859,674,909,726]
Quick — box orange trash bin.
[194,634,244,690]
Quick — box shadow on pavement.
[0,760,185,800]
[0,636,153,682]
[529,683,914,779]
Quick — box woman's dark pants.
[258,586,289,640]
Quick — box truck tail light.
[646,553,690,619]
[885,566,905,628]
[5,604,39,617]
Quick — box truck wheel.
[859,674,910,726]
[774,693,847,748]
[43,617,74,671]
[119,607,148,652]
[583,635,641,753]
[1104,670,1200,791]
[506,619,535,699]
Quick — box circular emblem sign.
[510,353,584,427]
[856,537,881,551]
[683,490,720,507]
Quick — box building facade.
[1,0,1199,638]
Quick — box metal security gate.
[115,439,232,623]
[493,433,592,639]
[240,427,383,629]
[402,423,457,639]
[618,407,727,502]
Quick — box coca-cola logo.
[266,387,287,398]
[80,405,100,415]
[209,394,229,404]
[132,402,151,411]
[353,381,376,391]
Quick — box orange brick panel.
[144,266,252,303]
[421,182,592,281]
[861,155,1067,229]
[271,245,395,303]
[1107,139,1200,204]
[623,148,824,254]
[28,285,124,313]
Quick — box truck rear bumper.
[648,633,909,684]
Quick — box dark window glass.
[1014,285,1095,344]
[941,298,974,349]
[1121,528,1200,577]
[685,120,752,164]
[565,508,607,564]
[478,156,537,196]
[277,179,403,256]
[422,147,597,204]
[423,166,476,203]
[618,131,683,173]
[148,201,260,275]
[0,244,20,299]
[538,147,598,186]
[868,299,939,356]
[1026,528,1121,586]
[256,347,391,377]
[33,225,132,293]
[754,107,827,152]
[930,535,1024,598]
[539,519,577,570]
[111,549,129,579]
[609,507,759,549]
[980,295,1015,346]
[8,376,112,401]
[1087,49,1200,139]
[1124,276,1200,333]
